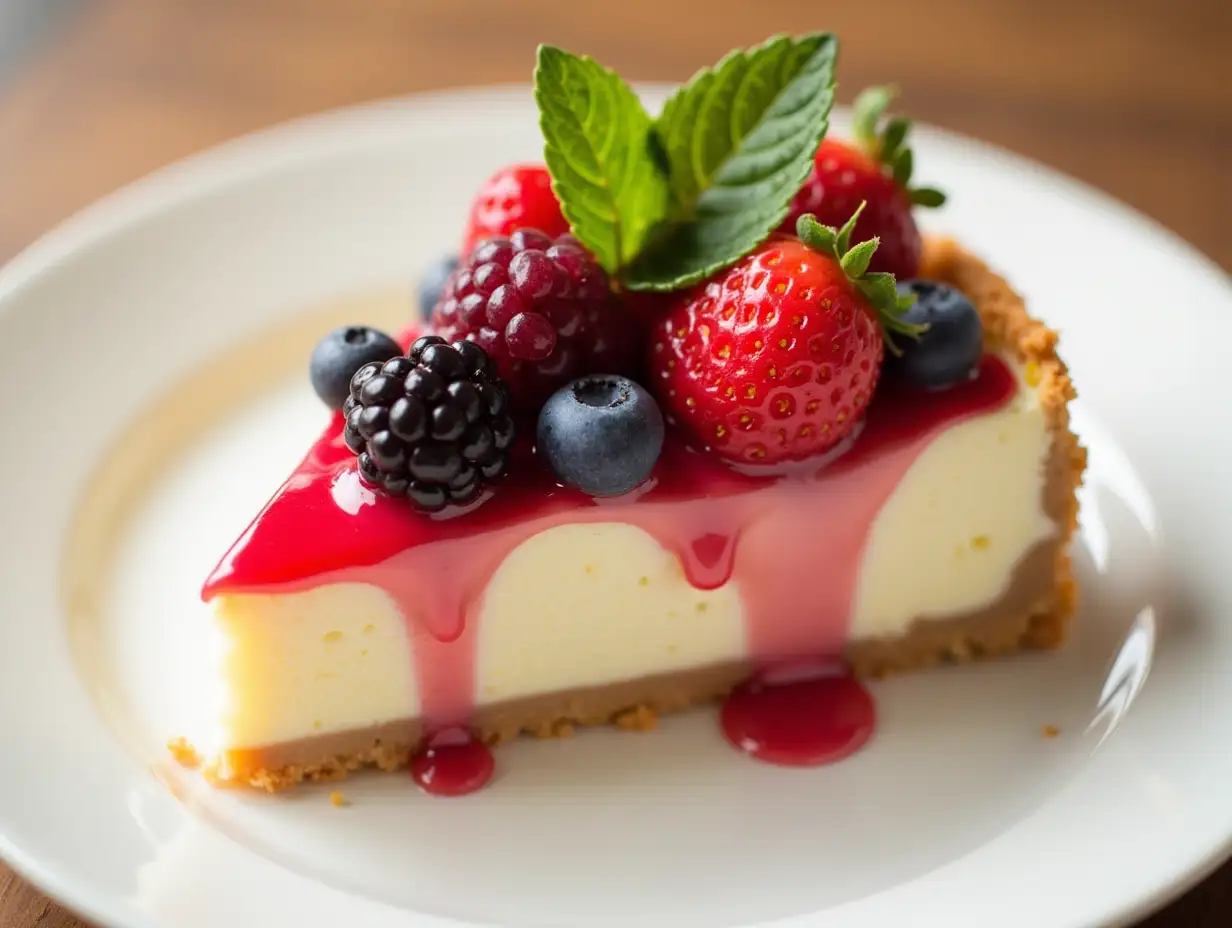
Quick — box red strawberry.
[461,163,570,254]
[778,87,945,280]
[649,206,923,468]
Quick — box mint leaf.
[623,33,838,292]
[534,46,669,276]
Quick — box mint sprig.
[532,35,844,293]
[534,46,670,276]
[623,33,838,292]
[852,85,946,209]
[796,206,927,355]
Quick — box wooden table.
[0,1,1228,925]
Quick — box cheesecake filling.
[206,353,1056,758]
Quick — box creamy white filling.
[211,368,1055,751]
[477,524,745,704]
[213,584,420,750]
[851,371,1054,638]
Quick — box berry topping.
[417,254,459,322]
[461,163,570,255]
[649,207,922,468]
[778,86,945,280]
[309,325,402,410]
[343,336,515,511]
[888,280,983,389]
[431,230,639,409]
[536,374,665,497]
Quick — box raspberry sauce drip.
[204,331,1016,738]
[409,727,495,797]
[720,662,875,765]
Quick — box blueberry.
[310,325,402,409]
[418,254,459,321]
[889,280,984,389]
[537,375,665,497]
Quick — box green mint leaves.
[533,34,839,291]
[534,47,669,276]
[626,33,838,291]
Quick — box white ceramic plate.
[0,85,1230,928]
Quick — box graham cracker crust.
[208,237,1087,791]
[919,236,1086,651]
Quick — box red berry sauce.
[720,661,875,765]
[203,327,1016,787]
[409,727,495,797]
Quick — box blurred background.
[0,0,1228,270]
[0,0,1228,925]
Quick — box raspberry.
[343,336,515,512]
[431,229,638,409]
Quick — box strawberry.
[461,163,570,254]
[649,206,923,468]
[778,86,945,280]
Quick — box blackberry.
[430,228,640,410]
[344,335,515,512]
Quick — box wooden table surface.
[0,0,1228,925]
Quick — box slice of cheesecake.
[195,239,1084,790]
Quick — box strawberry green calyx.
[852,85,946,209]
[795,205,928,354]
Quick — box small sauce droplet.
[409,727,495,796]
[720,661,875,765]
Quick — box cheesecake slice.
[195,238,1085,790]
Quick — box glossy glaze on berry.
[431,229,640,409]
[343,335,515,511]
